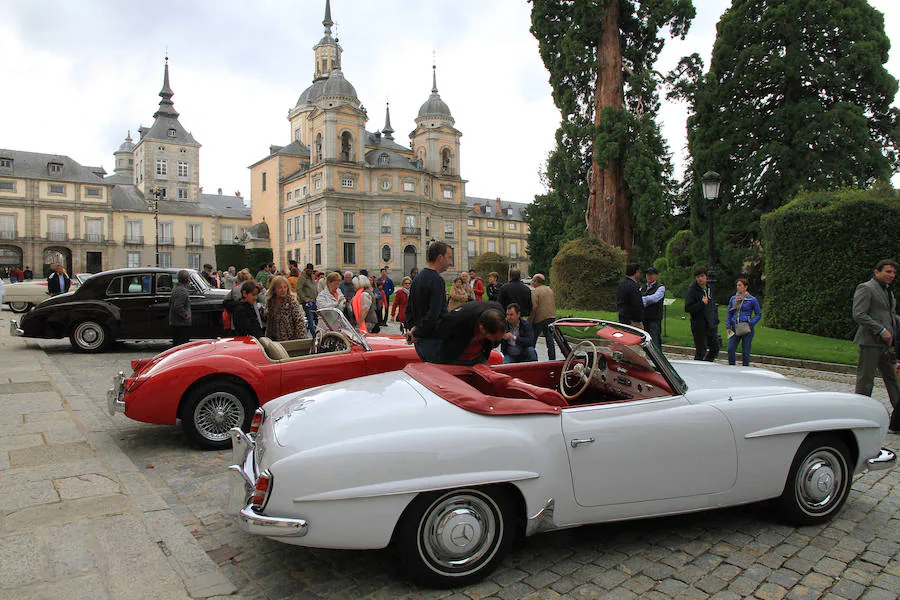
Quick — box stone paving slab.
[0,314,234,600]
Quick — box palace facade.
[250,0,530,277]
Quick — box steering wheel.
[316,331,351,353]
[559,340,603,401]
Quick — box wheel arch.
[802,429,859,469]
[177,373,260,422]
[389,481,528,548]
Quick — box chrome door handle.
[570,437,595,448]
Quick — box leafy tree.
[675,0,900,293]
[528,0,694,265]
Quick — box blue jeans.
[534,318,557,360]
[727,328,754,366]
[503,346,538,363]
[304,303,317,337]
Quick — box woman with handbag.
[726,278,762,366]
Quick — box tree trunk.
[586,0,631,256]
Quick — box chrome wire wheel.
[192,391,246,443]
[417,490,503,578]
[792,447,847,516]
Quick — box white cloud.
[1,0,897,205]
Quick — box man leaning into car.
[169,270,192,347]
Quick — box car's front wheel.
[7,301,33,313]
[776,434,853,525]
[394,486,517,588]
[69,320,110,352]
[182,380,255,450]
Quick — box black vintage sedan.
[10,268,230,352]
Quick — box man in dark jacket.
[168,270,193,346]
[432,301,505,365]
[407,241,452,362]
[498,269,532,317]
[501,303,537,363]
[616,263,643,327]
[47,264,71,295]
[685,266,719,361]
[641,267,666,350]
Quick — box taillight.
[250,471,272,511]
[249,408,265,434]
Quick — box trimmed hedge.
[551,237,626,310]
[214,245,274,274]
[471,252,509,284]
[761,187,900,339]
[214,244,245,271]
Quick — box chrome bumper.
[106,371,126,416]
[227,428,309,538]
[866,447,896,472]
[9,319,23,337]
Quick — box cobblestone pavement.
[26,327,900,600]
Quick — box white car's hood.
[672,360,814,401]
[264,371,427,453]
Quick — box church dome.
[321,69,358,101]
[116,132,135,153]
[296,80,326,107]
[417,92,452,118]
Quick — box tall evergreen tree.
[678,0,899,289]
[528,0,694,266]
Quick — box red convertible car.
[108,309,500,449]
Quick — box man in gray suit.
[853,259,900,432]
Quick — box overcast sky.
[1,0,897,206]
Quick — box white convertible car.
[228,318,896,588]
[3,273,91,312]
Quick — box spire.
[432,63,438,94]
[154,56,179,119]
[323,0,333,32]
[383,102,394,140]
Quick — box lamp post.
[700,170,722,300]
[148,187,163,267]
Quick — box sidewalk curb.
[37,344,237,598]
[659,344,857,374]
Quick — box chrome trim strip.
[525,498,556,536]
[865,447,896,472]
[236,506,308,537]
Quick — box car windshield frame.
[316,308,371,351]
[551,318,687,395]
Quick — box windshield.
[554,319,686,393]
[316,308,370,350]
[189,270,210,291]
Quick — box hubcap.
[194,392,244,442]
[419,492,500,575]
[76,323,104,349]
[796,449,843,511]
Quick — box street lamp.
[700,170,722,300]
[148,187,163,267]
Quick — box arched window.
[340,132,353,162]
[378,153,390,165]
[381,213,391,233]
[315,133,323,162]
[441,147,453,175]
